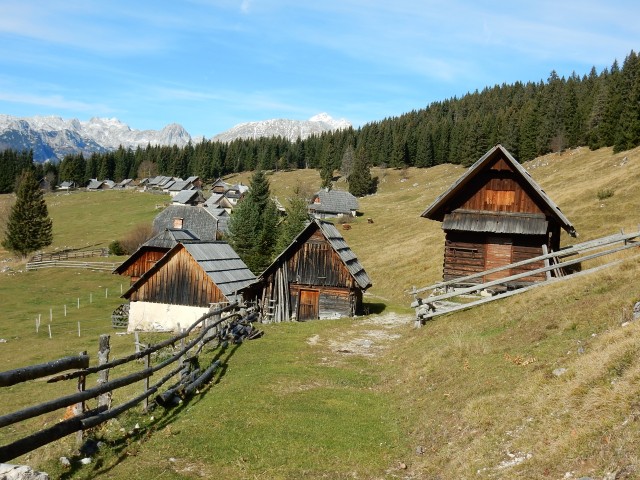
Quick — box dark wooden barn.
[421,144,577,286]
[121,241,255,332]
[249,219,372,322]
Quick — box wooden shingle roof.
[308,189,359,215]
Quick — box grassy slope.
[0,147,639,479]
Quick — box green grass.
[1,146,640,478]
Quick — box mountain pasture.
[0,146,639,478]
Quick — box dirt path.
[307,311,414,358]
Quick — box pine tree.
[275,195,310,253]
[2,169,53,258]
[348,148,378,197]
[227,170,279,273]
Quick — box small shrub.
[596,188,614,201]
[119,223,154,254]
[108,240,126,256]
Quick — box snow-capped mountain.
[0,112,352,163]
[0,115,193,162]
[211,113,351,143]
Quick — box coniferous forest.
[1,50,639,193]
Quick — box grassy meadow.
[0,146,639,479]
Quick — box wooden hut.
[113,228,199,284]
[421,144,577,286]
[122,241,255,332]
[250,219,372,322]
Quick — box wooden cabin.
[113,228,199,284]
[122,241,255,332]
[421,144,577,286]
[248,219,372,322]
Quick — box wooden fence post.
[98,335,111,409]
[143,353,150,412]
[76,350,87,446]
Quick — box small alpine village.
[1,50,640,480]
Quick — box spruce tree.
[2,169,53,259]
[227,170,279,273]
[275,195,310,254]
[348,148,378,197]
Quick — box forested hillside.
[1,50,639,193]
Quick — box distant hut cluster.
[114,180,372,332]
[422,144,576,286]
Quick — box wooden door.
[484,236,512,282]
[298,289,319,321]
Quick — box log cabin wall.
[129,248,226,306]
[444,231,547,284]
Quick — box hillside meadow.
[0,146,639,479]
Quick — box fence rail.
[30,248,108,262]
[25,260,120,272]
[0,303,262,462]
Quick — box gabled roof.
[204,193,224,207]
[308,189,359,215]
[172,189,204,205]
[153,205,218,241]
[87,179,103,189]
[421,144,576,236]
[123,242,256,303]
[143,228,200,248]
[256,218,372,290]
[168,179,193,191]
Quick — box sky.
[0,1,638,138]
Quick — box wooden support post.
[48,324,52,339]
[143,353,150,412]
[97,335,111,409]
[64,305,67,317]
[77,322,81,337]
[76,351,87,446]
[135,332,140,354]
[77,298,80,309]
[541,244,553,280]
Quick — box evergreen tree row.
[2,50,639,192]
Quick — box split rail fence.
[25,260,120,272]
[410,228,640,324]
[0,303,262,463]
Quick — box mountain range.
[0,113,351,163]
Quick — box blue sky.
[0,1,638,138]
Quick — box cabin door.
[484,236,512,282]
[298,289,319,321]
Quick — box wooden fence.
[0,303,262,463]
[410,229,640,324]
[30,248,108,262]
[25,260,120,272]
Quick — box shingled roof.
[153,205,218,241]
[123,241,256,304]
[308,189,359,216]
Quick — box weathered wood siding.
[128,248,226,306]
[286,230,356,288]
[454,158,544,214]
[289,285,355,320]
[119,248,167,284]
[261,229,362,321]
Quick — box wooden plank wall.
[120,249,167,283]
[129,248,226,306]
[457,160,544,215]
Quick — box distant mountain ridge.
[0,115,192,163]
[211,113,351,143]
[0,113,351,163]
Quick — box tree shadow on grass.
[361,302,386,315]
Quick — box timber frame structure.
[422,144,577,287]
[248,219,372,322]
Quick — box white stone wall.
[127,301,209,333]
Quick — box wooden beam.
[0,355,89,387]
